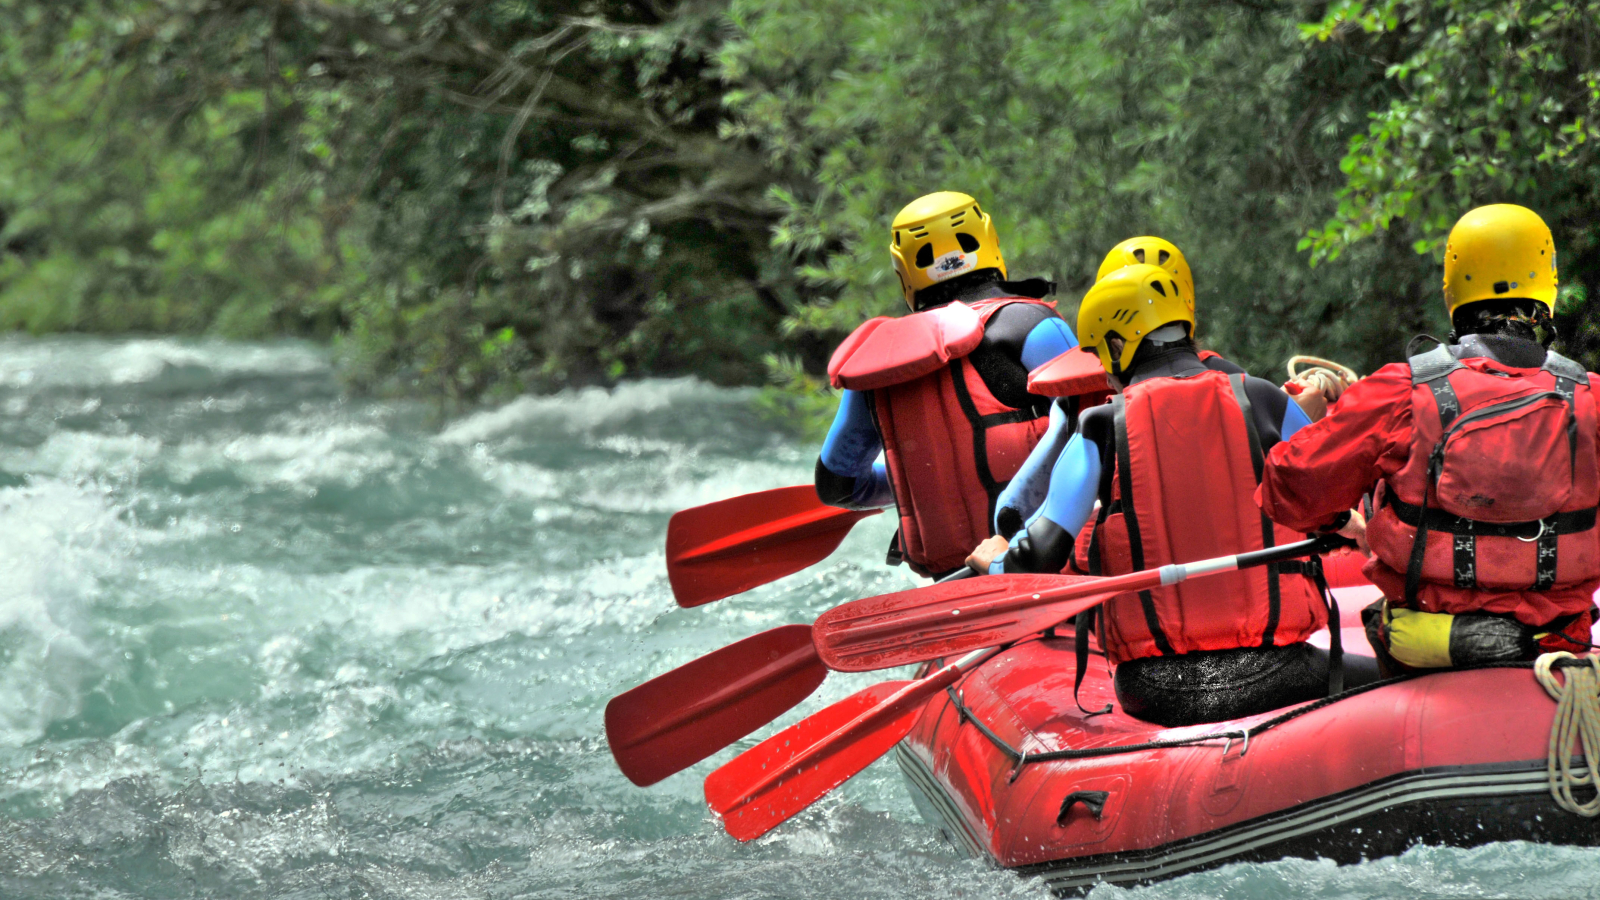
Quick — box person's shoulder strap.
[1407,341,1463,386]
[1542,349,1588,383]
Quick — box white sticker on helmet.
[925,250,975,282]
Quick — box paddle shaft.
[723,645,1001,805]
[842,536,1340,644]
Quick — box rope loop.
[1534,652,1600,817]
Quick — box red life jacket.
[1075,371,1326,664]
[1364,344,1600,626]
[828,298,1056,575]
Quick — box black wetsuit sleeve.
[1241,374,1293,451]
[965,302,1060,411]
[1203,355,1247,376]
[815,458,858,507]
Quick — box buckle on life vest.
[1517,518,1551,543]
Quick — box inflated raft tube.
[896,585,1600,894]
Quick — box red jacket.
[1258,351,1600,627]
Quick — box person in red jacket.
[814,192,1075,577]
[1259,204,1598,673]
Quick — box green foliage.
[724,0,1442,390]
[1303,0,1600,366]
[752,353,837,442]
[0,1,360,338]
[0,0,802,403]
[4,0,1596,413]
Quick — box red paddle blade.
[605,624,826,787]
[667,485,881,608]
[705,678,935,842]
[814,572,1156,671]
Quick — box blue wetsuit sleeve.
[993,398,1074,536]
[1020,317,1078,372]
[816,389,894,509]
[1280,393,1312,442]
[994,432,1103,574]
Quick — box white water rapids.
[0,335,1590,899]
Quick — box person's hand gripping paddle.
[702,534,1347,841]
[666,485,881,608]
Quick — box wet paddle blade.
[813,572,1157,672]
[667,485,881,608]
[704,679,926,842]
[605,624,826,787]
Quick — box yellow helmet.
[1077,263,1194,376]
[889,192,1006,310]
[1095,236,1195,305]
[1442,204,1557,317]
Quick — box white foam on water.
[438,378,755,444]
[0,336,328,389]
[194,423,396,488]
[1085,841,1600,899]
[0,430,165,482]
[0,480,133,744]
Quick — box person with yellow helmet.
[990,237,1254,537]
[966,264,1363,726]
[815,192,1076,577]
[1260,204,1599,674]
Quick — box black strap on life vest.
[1401,342,1590,603]
[1306,554,1344,696]
[1229,374,1283,647]
[1072,608,1112,717]
[1112,393,1174,656]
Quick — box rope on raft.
[942,657,1592,771]
[1535,652,1600,817]
[1283,355,1359,398]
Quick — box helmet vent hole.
[1151,280,1167,297]
[1158,250,1170,265]
[894,232,901,247]
[1493,280,1510,294]
[973,204,983,217]
[956,233,980,253]
[915,243,934,268]
[1132,249,1146,263]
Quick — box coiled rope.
[1534,652,1600,817]
[1285,355,1359,397]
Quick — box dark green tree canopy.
[2,0,1593,417]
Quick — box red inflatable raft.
[894,577,1600,893]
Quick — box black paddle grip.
[1235,534,1353,571]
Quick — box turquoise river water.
[0,336,1594,899]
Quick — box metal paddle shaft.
[666,485,881,608]
[605,624,825,786]
[815,535,1347,672]
[705,646,1001,842]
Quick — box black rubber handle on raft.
[1057,790,1110,823]
[1234,534,1354,571]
